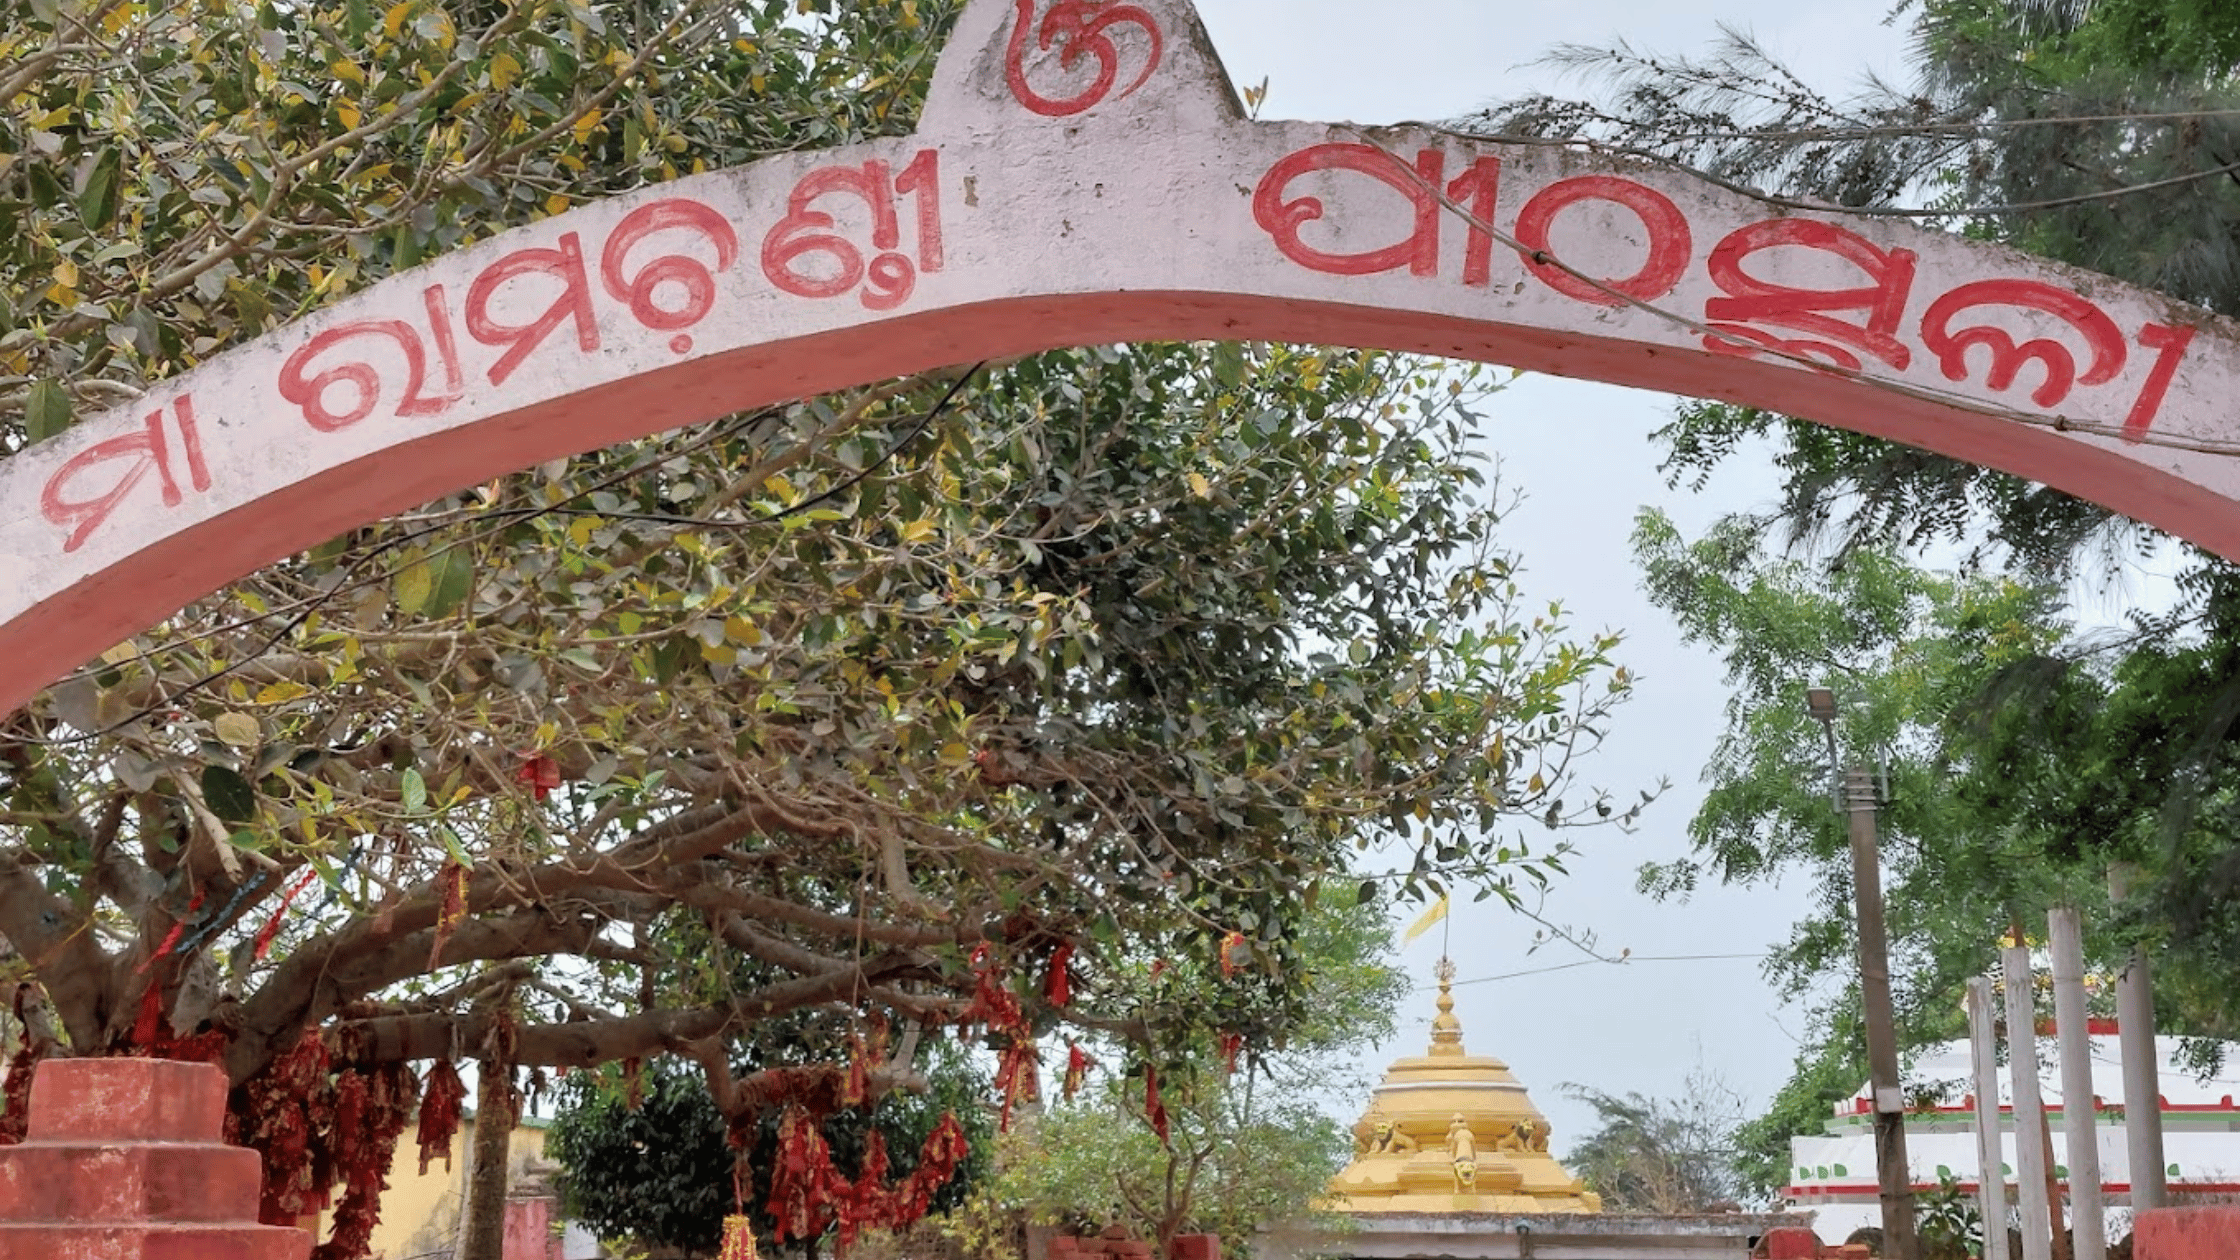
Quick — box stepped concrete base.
[0,1058,307,1260]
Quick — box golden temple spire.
[1429,956,1464,1058]
[1323,955,1600,1214]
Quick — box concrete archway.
[5,0,2238,716]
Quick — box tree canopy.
[1562,1070,1749,1214]
[0,2,1647,1254]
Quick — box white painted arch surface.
[6,0,2240,716]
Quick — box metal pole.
[2117,946,2167,1211]
[2049,908,2106,1260]
[1847,766,1918,1260]
[2005,944,2056,1260]
[1970,977,2013,1260]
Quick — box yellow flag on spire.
[1401,895,1449,944]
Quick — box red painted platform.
[2134,1206,2240,1260]
[0,1058,308,1259]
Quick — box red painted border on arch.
[8,288,2236,719]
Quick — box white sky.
[1184,0,1917,1151]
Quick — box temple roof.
[1325,958,1601,1214]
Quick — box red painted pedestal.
[0,1057,309,1259]
[2134,1206,2240,1260]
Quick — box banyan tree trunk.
[457,1064,514,1260]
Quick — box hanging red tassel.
[964,944,1024,1032]
[722,1216,761,1260]
[1219,1031,1244,1076]
[993,1039,1040,1132]
[896,1112,970,1225]
[416,1059,469,1174]
[427,861,469,970]
[1063,1041,1092,1100]
[842,1032,870,1109]
[252,869,322,962]
[1219,931,1246,978]
[1144,1064,1169,1144]
[767,1104,839,1245]
[1045,942,1074,1008]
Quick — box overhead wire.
[1426,951,1773,990]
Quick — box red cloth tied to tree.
[721,1216,761,1260]
[1063,1041,1093,1101]
[238,1031,333,1225]
[1045,941,1074,1007]
[253,868,323,961]
[427,860,469,970]
[842,1032,870,1109]
[1219,1031,1244,1076]
[137,889,206,995]
[516,751,562,799]
[415,1059,468,1174]
[962,944,1024,1033]
[767,1104,841,1244]
[311,1061,416,1260]
[765,1105,976,1248]
[131,980,167,1047]
[1143,1064,1169,1145]
[1219,931,1247,978]
[993,1038,1040,1132]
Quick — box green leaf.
[24,382,72,443]
[232,285,270,330]
[423,548,474,618]
[76,149,122,230]
[201,764,258,824]
[400,766,427,814]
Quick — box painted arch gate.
[5,0,2239,716]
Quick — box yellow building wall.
[314,1116,556,1260]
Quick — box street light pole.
[1810,687,1918,1260]
[1846,766,1920,1260]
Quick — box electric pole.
[1846,765,1919,1260]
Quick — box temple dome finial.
[1429,956,1465,1057]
